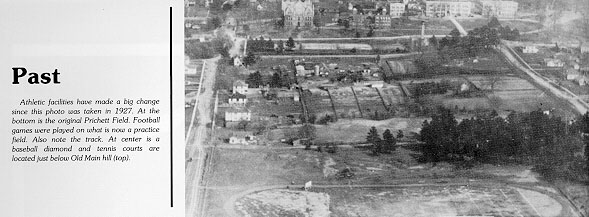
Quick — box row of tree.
[247,37,296,53]
[488,17,520,40]
[420,108,589,178]
[246,71,293,88]
[185,33,232,59]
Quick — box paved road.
[185,56,219,217]
[498,43,589,114]
[448,17,468,36]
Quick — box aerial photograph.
[184,0,589,216]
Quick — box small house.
[577,76,589,86]
[228,93,247,106]
[581,45,589,54]
[225,107,251,122]
[229,131,257,145]
[233,56,244,67]
[544,58,564,67]
[295,63,318,77]
[233,80,249,95]
[566,69,581,80]
[522,46,538,54]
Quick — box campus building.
[281,0,314,27]
[425,0,473,17]
[480,0,518,18]
[389,2,405,17]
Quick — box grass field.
[317,185,566,217]
[501,20,543,32]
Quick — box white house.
[522,46,538,54]
[233,56,244,66]
[228,93,247,106]
[581,45,589,54]
[225,107,251,122]
[544,58,564,67]
[233,80,249,95]
[229,131,257,145]
[389,2,405,17]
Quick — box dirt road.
[498,43,589,114]
[185,56,219,217]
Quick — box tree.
[211,32,233,58]
[237,120,249,130]
[383,129,397,152]
[419,107,458,163]
[298,124,317,141]
[355,32,361,38]
[449,28,461,38]
[397,130,404,139]
[276,15,285,29]
[207,16,223,30]
[580,112,589,174]
[221,2,233,11]
[367,126,381,144]
[209,0,224,12]
[246,71,263,88]
[270,72,282,88]
[243,52,257,67]
[185,41,215,59]
[343,19,350,29]
[429,35,439,48]
[313,13,321,28]
[366,28,374,37]
[286,37,296,50]
[276,40,284,53]
[488,16,501,28]
[367,127,382,155]
[586,140,589,175]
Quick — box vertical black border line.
[169,6,174,208]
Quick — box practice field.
[318,185,568,217]
[234,184,572,217]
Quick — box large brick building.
[389,2,406,17]
[480,0,518,18]
[282,0,314,28]
[425,0,473,17]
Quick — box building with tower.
[281,0,314,28]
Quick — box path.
[448,17,468,36]
[185,56,219,217]
[498,43,589,114]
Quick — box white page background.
[0,0,185,216]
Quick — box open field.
[317,185,568,217]
[185,5,208,18]
[237,189,330,217]
[457,18,492,31]
[202,148,326,217]
[202,140,580,217]
[501,20,544,32]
